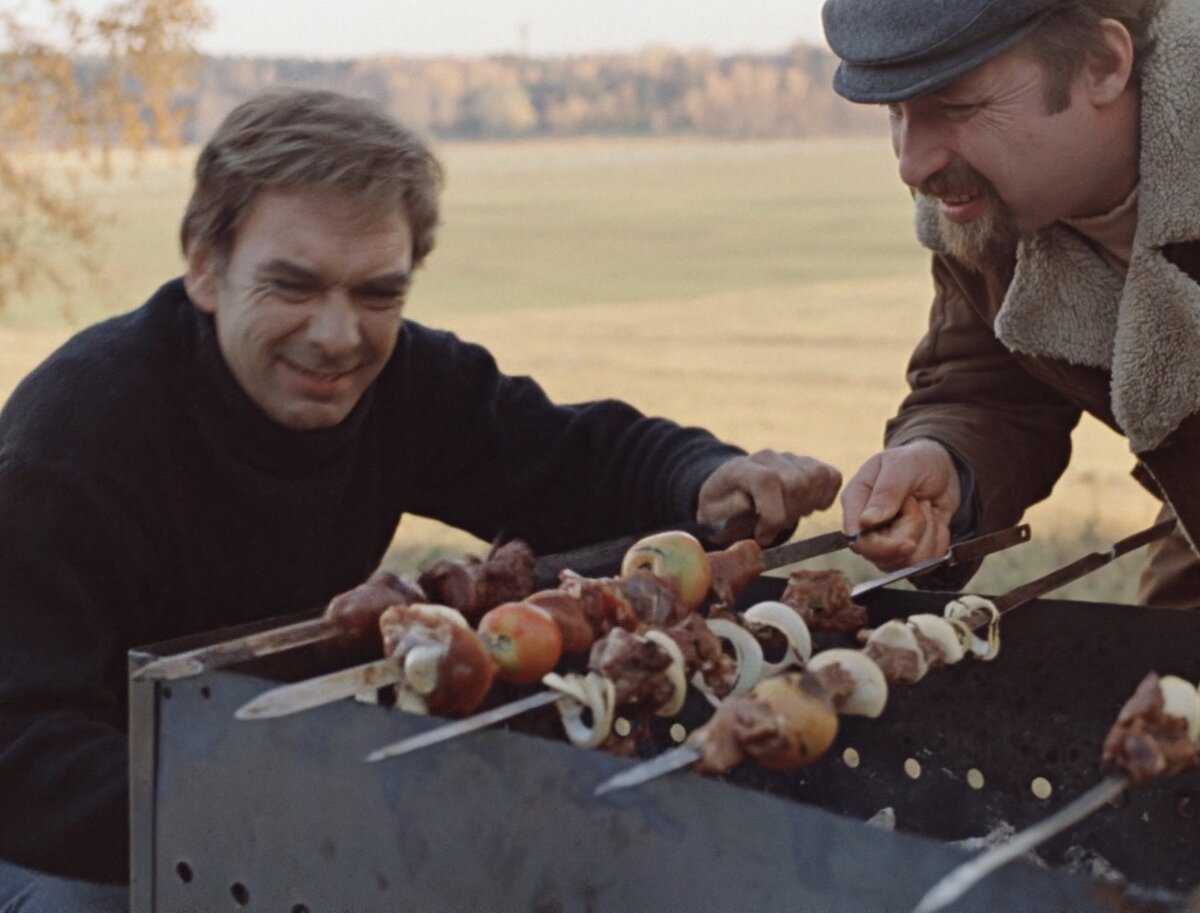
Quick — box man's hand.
[697,449,842,546]
[840,439,961,571]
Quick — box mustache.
[919,162,996,200]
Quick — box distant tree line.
[186,45,885,142]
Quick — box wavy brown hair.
[181,89,443,269]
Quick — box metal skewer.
[364,690,563,762]
[235,656,403,720]
[591,518,1172,797]
[356,524,1030,759]
[133,614,337,682]
[910,775,1128,913]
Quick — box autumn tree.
[0,0,210,311]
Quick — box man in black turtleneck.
[0,90,841,911]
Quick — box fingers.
[853,495,923,571]
[843,440,961,572]
[697,450,843,546]
[840,453,884,535]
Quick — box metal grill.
[128,582,1200,913]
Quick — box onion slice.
[943,595,1001,661]
[742,600,813,674]
[544,671,616,749]
[692,618,765,708]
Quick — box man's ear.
[1085,19,1135,107]
[184,240,220,314]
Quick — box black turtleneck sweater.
[0,279,741,883]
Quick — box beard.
[920,163,1021,270]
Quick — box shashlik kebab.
[592,518,1174,796]
[135,511,856,682]
[356,523,1027,760]
[912,669,1200,913]
[233,521,1027,723]
[235,533,771,721]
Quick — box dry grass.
[0,137,1159,602]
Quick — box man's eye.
[359,291,405,311]
[271,280,316,300]
[942,102,980,116]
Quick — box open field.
[0,137,1160,601]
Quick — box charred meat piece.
[526,589,597,654]
[620,569,689,627]
[687,671,838,775]
[588,627,678,713]
[663,613,738,699]
[558,569,688,631]
[323,570,425,638]
[378,603,497,718]
[780,569,867,633]
[417,540,536,624]
[1102,673,1200,786]
[706,539,766,611]
[558,570,641,634]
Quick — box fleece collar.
[915,0,1200,453]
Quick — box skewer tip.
[132,657,205,681]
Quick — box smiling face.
[185,189,413,430]
[887,34,1140,268]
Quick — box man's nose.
[306,292,361,355]
[894,117,953,191]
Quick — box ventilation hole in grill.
[842,747,860,769]
[1043,747,1059,765]
[200,686,211,699]
[1031,777,1053,800]
[669,723,687,743]
[175,861,193,884]
[231,883,250,906]
[904,758,922,780]
[967,768,985,790]
[292,906,311,913]
[162,686,172,700]
[614,718,632,738]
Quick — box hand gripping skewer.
[592,518,1173,797]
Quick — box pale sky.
[191,0,830,59]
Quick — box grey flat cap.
[822,0,1066,103]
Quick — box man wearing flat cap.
[823,0,1200,607]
